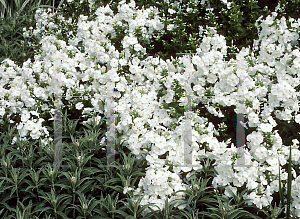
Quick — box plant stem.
[73,193,75,218]
[287,145,292,218]
[278,157,284,208]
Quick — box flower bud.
[2,160,7,167]
[71,176,76,184]
[125,163,130,170]
[193,184,200,191]
[77,156,83,163]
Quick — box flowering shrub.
[1,0,300,218]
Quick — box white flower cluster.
[2,0,300,217]
[219,0,232,9]
[15,109,48,141]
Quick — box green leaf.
[287,145,292,218]
[17,0,31,16]
[0,0,6,9]
[56,210,70,219]
[108,209,130,217]
[278,157,284,208]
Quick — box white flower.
[12,136,17,145]
[119,58,127,66]
[133,44,141,52]
[214,174,229,186]
[24,120,35,131]
[292,139,299,145]
[168,8,176,14]
[186,8,193,13]
[226,74,239,87]
[267,116,277,127]
[247,179,259,190]
[179,96,188,106]
[293,57,300,68]
[167,24,174,31]
[21,110,31,122]
[123,186,134,194]
[191,55,201,65]
[0,107,5,117]
[31,123,41,134]
[255,146,268,161]
[65,78,75,88]
[152,57,159,66]
[252,131,264,146]
[207,73,218,84]
[33,132,41,140]
[280,108,293,121]
[266,155,279,166]
[247,112,260,126]
[258,123,273,133]
[127,36,138,45]
[75,102,84,110]
[110,58,118,68]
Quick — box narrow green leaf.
[57,0,65,9]
[56,210,69,219]
[108,209,130,217]
[17,0,31,16]
[287,145,292,219]
[0,0,6,9]
[278,157,284,208]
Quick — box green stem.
[278,157,284,208]
[73,193,75,218]
[287,145,292,218]
[37,187,41,203]
[16,186,19,203]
